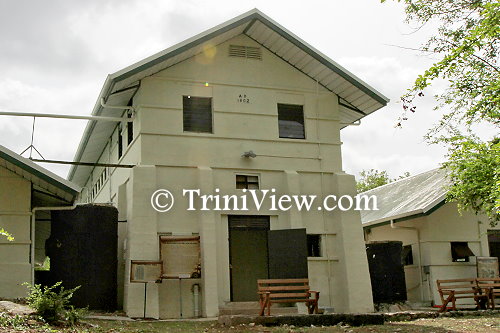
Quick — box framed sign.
[130,260,162,283]
[477,256,499,278]
[159,236,201,279]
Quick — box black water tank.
[366,241,407,304]
[46,204,118,311]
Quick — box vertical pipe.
[179,278,183,318]
[390,220,424,302]
[192,284,200,317]
[143,282,147,318]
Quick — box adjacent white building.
[361,168,498,306]
[0,145,80,299]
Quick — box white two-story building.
[68,9,389,318]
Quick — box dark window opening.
[402,245,413,265]
[278,103,305,139]
[118,127,123,159]
[451,242,474,262]
[307,234,321,257]
[183,96,212,133]
[488,230,500,262]
[236,175,259,189]
[127,114,133,145]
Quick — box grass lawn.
[2,315,500,332]
[81,315,500,333]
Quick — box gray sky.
[0,0,485,181]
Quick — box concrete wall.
[0,166,31,298]
[365,202,497,306]
[86,34,373,317]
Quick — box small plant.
[0,313,28,330]
[65,305,88,326]
[23,281,84,325]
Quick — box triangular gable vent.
[229,45,262,60]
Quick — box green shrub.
[24,281,84,325]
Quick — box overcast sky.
[0,0,484,181]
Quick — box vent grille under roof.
[229,45,262,60]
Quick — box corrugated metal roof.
[360,168,449,227]
[0,145,81,203]
[68,8,389,186]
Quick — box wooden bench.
[436,278,488,312]
[257,278,319,316]
[476,278,500,309]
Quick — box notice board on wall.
[477,256,499,278]
[159,236,201,278]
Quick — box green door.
[229,215,269,302]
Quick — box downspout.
[192,283,200,317]
[30,203,78,285]
[390,219,425,302]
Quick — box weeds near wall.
[23,281,86,325]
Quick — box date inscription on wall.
[237,94,250,104]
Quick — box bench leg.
[439,292,455,313]
[314,293,319,314]
[307,302,313,314]
[259,294,269,316]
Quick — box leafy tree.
[356,169,410,193]
[384,0,499,224]
[443,136,499,225]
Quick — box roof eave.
[0,146,81,197]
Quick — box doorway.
[229,215,269,301]
[228,215,309,302]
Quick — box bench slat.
[437,278,476,283]
[258,278,309,284]
[259,286,310,291]
[439,284,477,288]
[269,298,316,303]
[269,292,310,298]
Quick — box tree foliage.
[356,169,410,193]
[389,0,500,130]
[443,136,499,225]
[384,0,499,223]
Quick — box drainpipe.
[390,219,425,302]
[192,283,200,317]
[30,203,78,285]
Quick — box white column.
[197,166,219,317]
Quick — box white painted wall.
[0,166,31,298]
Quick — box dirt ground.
[2,314,500,332]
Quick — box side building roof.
[360,168,449,227]
[68,8,389,187]
[0,145,81,203]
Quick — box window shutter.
[183,96,212,133]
